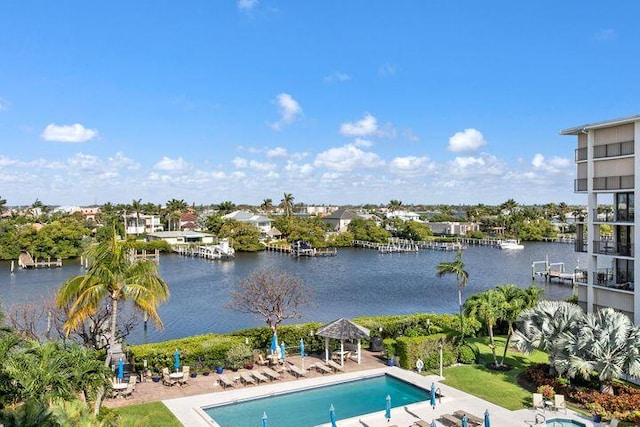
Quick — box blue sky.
[1,1,639,207]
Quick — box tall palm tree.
[56,229,170,352]
[436,250,469,342]
[513,300,583,375]
[217,201,236,215]
[261,198,273,213]
[496,284,543,366]
[164,198,188,230]
[130,199,143,234]
[464,289,506,366]
[280,193,294,217]
[388,199,402,212]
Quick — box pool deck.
[161,363,597,427]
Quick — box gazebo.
[316,318,371,366]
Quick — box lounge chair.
[532,393,544,410]
[256,354,269,366]
[314,361,333,374]
[217,374,235,389]
[128,375,137,390]
[288,363,307,378]
[440,414,463,427]
[239,371,256,385]
[326,359,345,372]
[261,367,281,381]
[553,394,566,413]
[453,410,482,426]
[251,370,268,383]
[178,366,190,386]
[412,421,431,427]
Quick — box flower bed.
[523,364,640,424]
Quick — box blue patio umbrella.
[430,383,436,409]
[299,338,305,357]
[280,342,286,362]
[174,349,181,371]
[117,358,124,381]
[329,404,337,427]
[430,421,436,427]
[385,394,391,421]
[483,410,490,427]
[270,333,278,353]
[461,414,469,427]
[262,411,268,427]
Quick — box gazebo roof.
[316,318,370,340]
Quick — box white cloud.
[532,153,545,168]
[0,98,9,111]
[284,161,314,176]
[232,157,275,171]
[324,71,351,83]
[448,128,487,152]
[531,153,571,171]
[0,156,18,168]
[237,0,258,10]
[269,93,302,131]
[454,156,485,168]
[390,156,434,173]
[353,138,373,147]
[314,144,385,172]
[266,147,288,158]
[340,113,396,138]
[378,63,396,76]
[154,156,189,171]
[402,128,420,142]
[41,123,98,143]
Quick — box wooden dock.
[264,241,337,257]
[128,249,160,263]
[173,243,235,260]
[532,257,575,284]
[18,251,62,269]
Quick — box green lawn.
[440,336,548,410]
[111,402,181,427]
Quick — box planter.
[215,367,224,374]
[592,415,602,423]
[190,373,197,378]
[387,359,395,366]
[203,372,210,376]
[152,376,161,383]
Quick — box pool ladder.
[525,411,546,426]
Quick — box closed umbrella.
[281,342,286,363]
[461,414,469,427]
[430,383,436,409]
[117,358,124,382]
[430,421,436,427]
[270,333,278,354]
[300,338,305,369]
[484,410,490,427]
[262,411,268,427]
[385,394,391,421]
[174,349,181,372]
[329,404,337,427]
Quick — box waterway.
[0,242,586,344]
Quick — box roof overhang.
[560,114,640,135]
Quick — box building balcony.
[574,178,587,192]
[574,268,588,283]
[574,239,587,253]
[593,271,634,291]
[593,140,634,159]
[575,147,588,162]
[593,175,634,191]
[592,208,635,222]
[592,240,634,257]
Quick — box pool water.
[546,419,586,427]
[204,374,428,427]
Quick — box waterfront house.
[147,231,215,245]
[428,221,480,236]
[562,114,640,323]
[222,210,272,236]
[322,209,361,232]
[385,210,421,222]
[179,213,199,231]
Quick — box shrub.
[354,313,480,339]
[383,338,396,359]
[226,344,252,370]
[457,343,478,364]
[537,384,555,399]
[395,334,455,370]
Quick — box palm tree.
[388,199,402,212]
[436,250,469,342]
[56,229,170,352]
[496,284,543,366]
[261,198,273,213]
[217,201,236,215]
[164,198,188,230]
[464,289,506,366]
[0,195,7,216]
[512,300,583,375]
[280,193,294,217]
[130,199,143,234]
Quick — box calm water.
[204,374,426,427]
[0,242,586,344]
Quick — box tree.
[280,193,294,217]
[0,195,7,216]
[436,250,469,343]
[164,198,187,231]
[388,200,402,212]
[217,201,236,215]
[227,269,312,335]
[260,198,273,213]
[464,289,506,366]
[218,220,263,252]
[56,229,170,350]
[512,300,583,375]
[130,198,143,234]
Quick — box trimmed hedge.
[353,313,481,338]
[395,334,457,370]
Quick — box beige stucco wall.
[594,123,635,145]
[593,157,634,177]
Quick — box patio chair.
[121,384,134,399]
[217,374,235,389]
[251,370,268,384]
[553,394,566,413]
[314,361,333,375]
[162,372,177,387]
[287,363,307,378]
[453,410,483,426]
[128,375,137,390]
[440,414,463,427]
[326,359,345,372]
[260,367,281,381]
[532,393,544,410]
[256,354,269,366]
[239,371,256,385]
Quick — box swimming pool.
[203,374,428,427]
[546,419,586,427]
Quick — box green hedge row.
[395,334,457,370]
[353,313,481,338]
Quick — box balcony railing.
[592,240,634,257]
[574,179,587,192]
[575,147,588,162]
[574,239,587,252]
[593,140,634,159]
[592,208,635,222]
[593,175,634,191]
[593,271,634,291]
[574,269,588,283]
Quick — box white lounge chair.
[532,393,544,410]
[288,363,307,378]
[553,394,566,413]
[314,361,333,374]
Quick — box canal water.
[0,242,586,344]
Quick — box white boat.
[499,239,524,250]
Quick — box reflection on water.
[0,242,586,344]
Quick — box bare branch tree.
[227,269,313,334]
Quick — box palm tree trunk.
[488,325,498,367]
[110,297,118,349]
[500,323,514,366]
[458,289,464,344]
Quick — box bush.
[383,338,396,359]
[395,334,456,370]
[457,343,478,364]
[226,344,252,370]
[354,313,480,339]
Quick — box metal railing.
[593,175,634,191]
[574,179,587,192]
[593,140,634,159]
[592,208,634,222]
[574,239,587,253]
[592,240,634,257]
[575,147,587,162]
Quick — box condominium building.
[561,115,640,323]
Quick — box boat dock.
[353,238,470,252]
[173,238,235,260]
[264,241,337,257]
[532,257,575,283]
[128,249,160,263]
[18,251,62,269]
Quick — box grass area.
[111,402,181,427]
[440,336,548,410]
